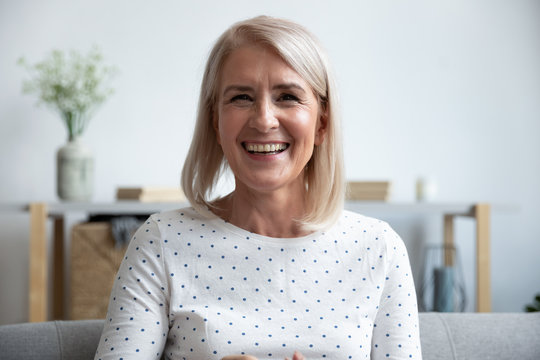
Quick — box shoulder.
[334,210,405,251]
[127,206,215,253]
[149,206,202,220]
[143,206,225,242]
[337,209,393,236]
[147,206,212,227]
[128,207,208,241]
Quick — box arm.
[94,216,170,360]
[371,224,422,359]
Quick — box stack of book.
[346,181,391,201]
[116,186,186,202]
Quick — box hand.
[286,351,306,360]
[221,351,305,360]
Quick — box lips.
[242,142,289,155]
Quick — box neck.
[214,182,310,238]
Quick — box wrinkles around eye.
[230,94,253,103]
[278,93,301,102]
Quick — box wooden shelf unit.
[22,201,491,322]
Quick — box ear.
[212,110,221,145]
[314,107,328,146]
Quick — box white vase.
[56,137,94,201]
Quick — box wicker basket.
[70,222,127,320]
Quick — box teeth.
[245,143,287,153]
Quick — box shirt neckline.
[195,206,325,246]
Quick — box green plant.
[18,46,116,140]
[525,293,540,312]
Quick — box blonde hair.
[181,15,344,231]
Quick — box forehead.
[219,45,309,89]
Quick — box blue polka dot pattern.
[95,207,421,359]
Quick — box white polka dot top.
[95,207,421,360]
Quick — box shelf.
[345,202,476,216]
[0,200,501,320]
[0,201,515,217]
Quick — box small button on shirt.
[95,207,421,360]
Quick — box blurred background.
[1,0,539,324]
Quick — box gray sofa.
[1,313,539,359]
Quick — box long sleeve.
[371,224,422,359]
[95,216,170,360]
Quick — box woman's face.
[214,45,327,195]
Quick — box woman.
[95,16,421,360]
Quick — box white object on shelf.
[416,176,438,202]
[57,137,94,201]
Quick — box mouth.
[242,142,289,155]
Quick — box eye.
[278,93,300,102]
[230,94,252,103]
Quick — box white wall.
[1,0,539,324]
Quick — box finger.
[221,355,258,360]
[292,351,305,360]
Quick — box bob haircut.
[181,15,344,231]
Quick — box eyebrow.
[273,83,306,93]
[222,85,253,96]
[222,83,307,96]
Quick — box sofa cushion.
[0,319,103,360]
[1,313,539,359]
[420,312,540,359]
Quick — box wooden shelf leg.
[443,214,455,266]
[29,203,48,322]
[475,203,491,312]
[53,217,64,320]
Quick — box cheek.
[217,110,244,147]
[289,109,319,144]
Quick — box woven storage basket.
[70,222,127,320]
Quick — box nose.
[249,97,279,133]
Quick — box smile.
[243,142,289,155]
